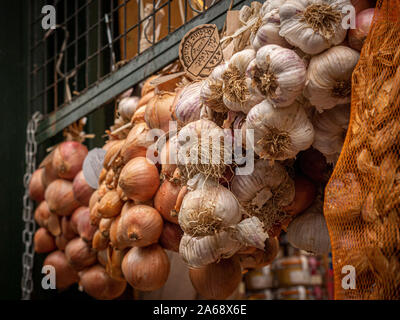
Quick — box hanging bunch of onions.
[45,179,80,216]
[43,251,79,290]
[154,180,186,224]
[120,122,153,164]
[52,141,88,180]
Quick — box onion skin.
[141,76,158,97]
[43,251,79,290]
[79,265,127,300]
[159,221,183,252]
[34,228,56,253]
[65,237,97,271]
[120,122,152,163]
[52,141,88,180]
[97,249,108,267]
[99,218,113,238]
[98,190,123,218]
[34,201,61,236]
[40,151,59,188]
[70,206,86,234]
[109,215,121,248]
[131,106,146,125]
[55,234,69,251]
[116,205,163,249]
[119,157,160,202]
[160,139,178,180]
[106,247,125,281]
[75,207,97,242]
[72,170,94,206]
[103,140,125,170]
[122,244,170,291]
[89,202,101,227]
[154,180,181,224]
[45,179,80,216]
[145,92,175,132]
[92,230,109,251]
[138,91,155,108]
[348,8,375,51]
[88,190,100,211]
[282,175,316,216]
[351,0,374,14]
[61,216,77,240]
[189,257,242,300]
[238,238,280,270]
[29,168,46,203]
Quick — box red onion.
[40,152,59,188]
[61,216,77,240]
[52,141,88,180]
[72,170,94,206]
[65,237,97,271]
[45,179,80,216]
[159,221,183,252]
[351,0,374,14]
[43,251,79,290]
[29,168,46,203]
[348,8,375,51]
[76,207,97,242]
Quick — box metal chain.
[21,111,42,300]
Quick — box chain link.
[21,112,42,300]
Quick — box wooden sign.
[179,24,223,80]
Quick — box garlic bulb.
[312,104,350,164]
[232,160,295,235]
[304,46,360,111]
[176,119,230,179]
[286,199,331,255]
[200,63,229,113]
[279,0,351,55]
[179,231,242,268]
[234,216,269,250]
[222,49,264,113]
[118,96,139,121]
[247,45,306,107]
[246,100,314,161]
[174,81,203,125]
[178,177,241,236]
[252,0,291,50]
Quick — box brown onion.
[145,92,175,132]
[160,139,178,180]
[52,141,88,180]
[238,237,279,269]
[138,90,155,108]
[282,175,316,216]
[97,249,108,267]
[99,218,113,237]
[116,204,163,249]
[106,247,125,281]
[154,180,182,224]
[92,230,109,251]
[75,207,97,242]
[189,257,242,300]
[348,8,375,51]
[121,244,170,291]
[61,216,77,240]
[72,170,94,206]
[103,139,125,170]
[45,179,80,216]
[55,234,68,251]
[79,265,127,300]
[119,157,160,202]
[98,190,123,218]
[141,75,158,97]
[65,237,97,271]
[29,168,46,203]
[120,122,153,163]
[109,216,120,248]
[40,151,59,188]
[34,228,56,253]
[159,221,183,252]
[89,202,101,226]
[34,201,61,236]
[43,251,79,290]
[88,190,100,211]
[70,206,85,234]
[103,139,121,152]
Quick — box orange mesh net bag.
[324,0,400,300]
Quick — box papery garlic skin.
[179,231,242,268]
[118,96,139,121]
[174,81,203,125]
[233,216,269,250]
[304,46,360,111]
[252,0,291,50]
[200,64,228,113]
[246,100,314,161]
[231,160,295,235]
[178,177,241,236]
[222,49,264,113]
[247,45,307,107]
[312,104,350,164]
[279,0,350,55]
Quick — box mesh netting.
[324,0,400,300]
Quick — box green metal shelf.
[35,0,253,144]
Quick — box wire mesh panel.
[29,0,219,117]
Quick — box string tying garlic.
[247,45,307,107]
[279,0,351,55]
[246,100,315,161]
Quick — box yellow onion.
[97,249,108,267]
[65,237,97,271]
[119,157,160,202]
[72,170,94,206]
[103,139,121,152]
[159,221,183,252]
[34,201,61,236]
[29,168,46,203]
[43,251,79,290]
[160,138,178,180]
[120,122,152,164]
[45,179,80,216]
[121,244,170,291]
[145,92,175,132]
[103,139,125,170]
[52,141,88,180]
[89,190,100,210]
[99,218,113,238]
[55,234,68,251]
[115,205,163,249]
[105,247,125,281]
[98,190,123,218]
[109,215,120,248]
[189,256,242,300]
[34,228,56,253]
[131,106,147,125]
[153,180,182,224]
[61,216,77,240]
[89,202,101,226]
[92,230,109,251]
[79,265,127,300]
[40,151,59,188]
[282,175,316,216]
